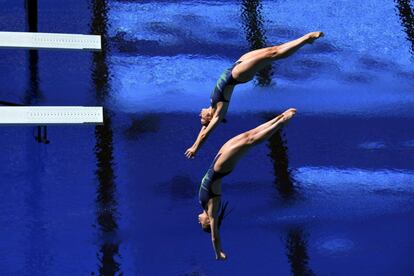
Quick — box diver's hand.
[185,147,196,159]
[216,250,227,261]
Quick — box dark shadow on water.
[395,0,414,55]
[241,0,273,87]
[275,58,341,81]
[24,146,51,273]
[342,72,375,84]
[302,41,340,55]
[156,175,195,200]
[0,100,23,106]
[91,0,122,274]
[295,58,328,70]
[180,267,207,276]
[24,0,41,105]
[111,31,243,60]
[123,113,161,139]
[358,56,396,71]
[266,26,304,40]
[396,70,414,80]
[285,228,314,276]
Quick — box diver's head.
[200,107,212,126]
[198,211,211,232]
[198,201,230,233]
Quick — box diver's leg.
[237,47,275,61]
[248,114,285,137]
[232,46,279,82]
[233,32,323,82]
[273,32,323,59]
[215,108,297,172]
[247,108,296,145]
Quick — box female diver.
[185,32,323,159]
[197,108,297,260]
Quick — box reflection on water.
[395,0,414,55]
[241,0,273,86]
[91,0,121,274]
[285,228,314,276]
[24,49,40,105]
[267,127,297,200]
[25,0,37,32]
[24,145,51,273]
[241,0,297,201]
[24,0,40,105]
[91,0,110,102]
[94,112,121,275]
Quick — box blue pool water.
[0,0,413,275]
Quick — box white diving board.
[0,106,103,125]
[0,31,101,51]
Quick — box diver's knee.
[241,132,255,145]
[266,46,279,59]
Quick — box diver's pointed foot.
[281,108,297,123]
[307,31,324,43]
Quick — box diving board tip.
[0,106,103,125]
[0,31,101,51]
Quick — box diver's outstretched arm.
[185,115,220,158]
[185,126,207,158]
[208,197,227,260]
[185,104,226,159]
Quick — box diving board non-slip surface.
[0,106,103,125]
[0,32,101,51]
